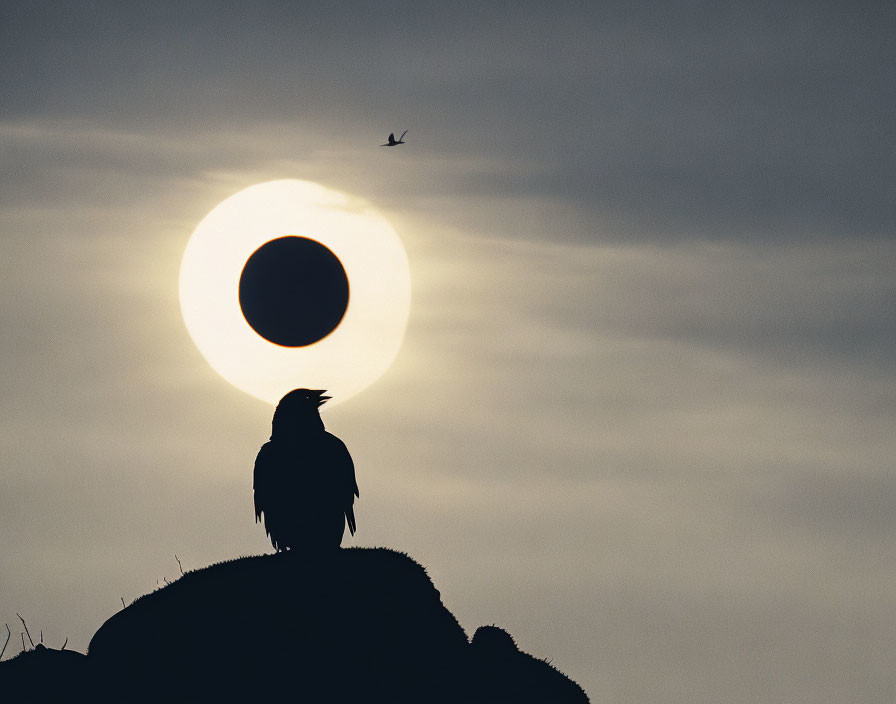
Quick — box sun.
[179,179,411,405]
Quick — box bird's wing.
[253,442,276,524]
[324,433,359,534]
[399,130,408,141]
[388,132,395,143]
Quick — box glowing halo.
[179,179,411,405]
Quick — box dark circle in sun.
[238,236,349,347]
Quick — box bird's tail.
[346,506,357,535]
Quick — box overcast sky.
[2,2,894,700]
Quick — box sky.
[1,2,894,700]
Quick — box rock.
[5,548,589,702]
[0,643,88,696]
[471,625,590,703]
[88,548,471,702]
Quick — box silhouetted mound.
[0,644,88,696]
[88,548,466,701]
[77,548,587,702]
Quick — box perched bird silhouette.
[253,389,359,551]
[381,130,408,146]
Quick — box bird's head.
[271,388,330,437]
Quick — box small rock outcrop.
[1,643,88,696]
[471,625,590,702]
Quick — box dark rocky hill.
[3,548,588,702]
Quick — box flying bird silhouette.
[253,389,359,551]
[381,130,408,146]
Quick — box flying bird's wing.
[324,432,359,535]
[399,130,408,142]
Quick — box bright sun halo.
[179,179,411,406]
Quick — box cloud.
[3,3,894,244]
